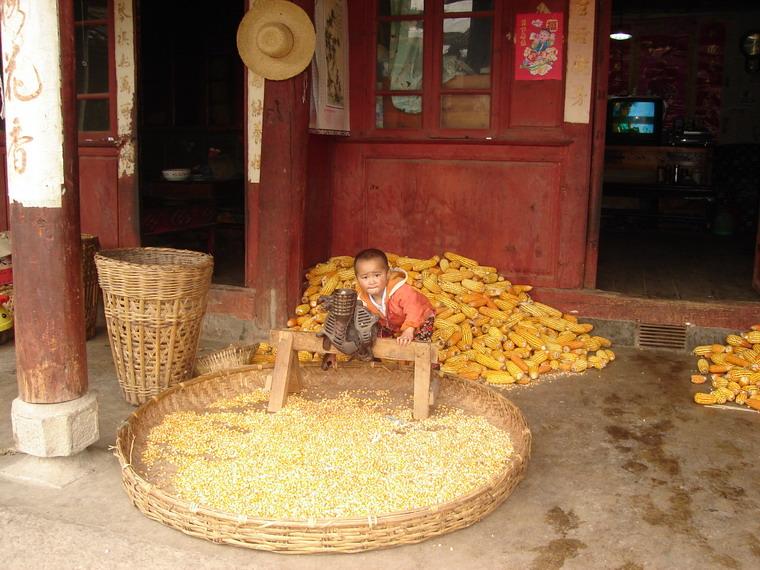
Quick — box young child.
[354,248,435,345]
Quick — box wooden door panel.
[363,158,561,284]
[79,153,119,248]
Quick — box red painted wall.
[303,135,333,269]
[328,0,594,289]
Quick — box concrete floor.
[1,331,759,569]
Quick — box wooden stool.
[267,330,439,420]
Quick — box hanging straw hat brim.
[236,0,316,81]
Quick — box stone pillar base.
[12,392,99,457]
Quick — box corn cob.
[482,370,515,384]
[517,302,544,317]
[735,391,749,405]
[571,359,588,373]
[725,354,750,368]
[460,323,473,348]
[444,251,478,268]
[694,392,718,405]
[439,280,469,295]
[533,302,563,318]
[505,361,524,379]
[329,255,354,268]
[746,331,760,344]
[494,299,518,313]
[515,328,546,351]
[697,358,709,374]
[335,267,356,281]
[435,293,459,311]
[502,312,526,330]
[294,303,311,316]
[568,322,594,334]
[691,374,707,384]
[483,335,502,350]
[309,261,337,277]
[479,306,510,320]
[439,270,467,283]
[422,275,443,293]
[318,273,340,296]
[412,255,440,271]
[540,316,570,332]
[461,278,485,293]
[458,303,480,319]
[726,334,751,348]
[474,352,504,371]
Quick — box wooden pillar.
[1,0,87,403]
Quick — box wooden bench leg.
[267,332,301,413]
[413,343,432,420]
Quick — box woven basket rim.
[96,247,213,269]
[115,364,531,535]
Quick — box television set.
[605,97,664,146]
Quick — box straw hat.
[236,0,316,81]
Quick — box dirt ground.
[1,332,759,570]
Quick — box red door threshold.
[532,288,760,330]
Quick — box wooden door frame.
[583,0,612,289]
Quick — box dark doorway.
[597,0,760,302]
[137,0,246,285]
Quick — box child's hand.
[397,327,415,346]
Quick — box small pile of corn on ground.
[276,252,614,385]
[142,388,514,519]
[691,325,760,410]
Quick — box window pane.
[376,96,422,128]
[379,0,424,16]
[76,25,109,93]
[443,0,493,13]
[382,20,423,91]
[75,0,108,21]
[442,17,491,87]
[77,98,110,131]
[440,94,489,128]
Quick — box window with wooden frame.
[375,0,497,133]
[75,0,116,142]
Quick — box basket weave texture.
[95,247,213,405]
[115,365,531,553]
[0,233,100,336]
[81,234,100,340]
[194,343,259,376]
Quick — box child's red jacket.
[356,269,435,334]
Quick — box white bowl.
[162,168,191,182]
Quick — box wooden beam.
[270,330,438,362]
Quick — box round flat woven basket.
[115,365,531,553]
[194,343,259,376]
[95,247,213,405]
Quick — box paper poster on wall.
[310,0,350,135]
[514,13,564,81]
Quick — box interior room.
[597,0,760,301]
[137,0,246,286]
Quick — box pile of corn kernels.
[691,325,760,410]
[272,251,614,385]
[142,388,514,519]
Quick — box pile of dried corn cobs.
[269,251,614,385]
[142,388,514,519]
[691,325,760,410]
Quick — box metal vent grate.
[636,322,687,351]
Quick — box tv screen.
[606,97,663,145]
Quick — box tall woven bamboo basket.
[95,247,213,405]
[115,365,531,553]
[81,234,100,340]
